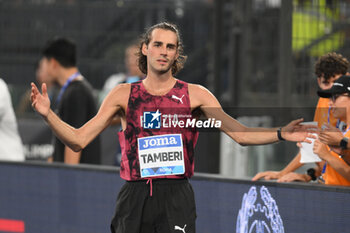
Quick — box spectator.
[314,75,350,185]
[17,58,59,116]
[252,52,349,183]
[99,41,145,104]
[41,37,101,164]
[100,41,145,165]
[0,78,24,161]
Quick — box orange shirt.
[313,98,350,186]
[324,130,350,186]
[313,97,337,127]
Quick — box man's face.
[330,93,349,120]
[36,58,54,85]
[317,74,342,90]
[142,28,179,75]
[40,57,57,82]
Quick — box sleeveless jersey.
[118,80,199,181]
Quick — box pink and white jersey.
[118,80,199,181]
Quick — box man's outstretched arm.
[189,84,315,145]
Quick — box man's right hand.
[252,171,282,181]
[30,82,51,118]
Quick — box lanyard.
[327,106,331,124]
[56,71,80,105]
[327,106,341,128]
[327,105,344,130]
[323,110,349,174]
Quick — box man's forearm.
[280,152,304,175]
[44,109,84,152]
[64,146,81,164]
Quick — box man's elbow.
[234,137,249,146]
[237,140,249,146]
[71,144,83,152]
[70,138,86,152]
[70,133,88,152]
[228,128,250,146]
[239,142,249,146]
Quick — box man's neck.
[57,67,79,86]
[143,71,176,95]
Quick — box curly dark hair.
[137,22,187,75]
[314,52,349,80]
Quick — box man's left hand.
[281,118,318,143]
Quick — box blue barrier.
[0,161,349,233]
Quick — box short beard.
[151,64,173,75]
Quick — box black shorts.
[110,178,196,233]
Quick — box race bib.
[137,134,185,178]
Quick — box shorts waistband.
[126,178,188,185]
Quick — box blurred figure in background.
[100,41,145,104]
[41,37,101,165]
[100,40,145,166]
[17,58,59,116]
[0,78,24,161]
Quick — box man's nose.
[160,46,168,55]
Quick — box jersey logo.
[143,110,161,129]
[174,224,187,233]
[172,94,185,104]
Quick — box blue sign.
[141,166,184,177]
[138,134,182,150]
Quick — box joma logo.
[142,136,178,149]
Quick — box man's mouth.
[157,59,168,64]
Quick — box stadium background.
[1,0,350,232]
[2,0,350,176]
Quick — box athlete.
[31,22,314,233]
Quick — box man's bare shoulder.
[103,83,131,107]
[188,83,215,108]
[188,83,211,95]
[110,83,131,95]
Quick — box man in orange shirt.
[314,75,350,185]
[252,52,349,183]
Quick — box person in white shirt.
[0,78,24,161]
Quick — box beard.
[151,61,174,75]
[157,66,172,74]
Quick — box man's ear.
[141,43,148,56]
[49,57,59,69]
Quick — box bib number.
[138,134,185,178]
